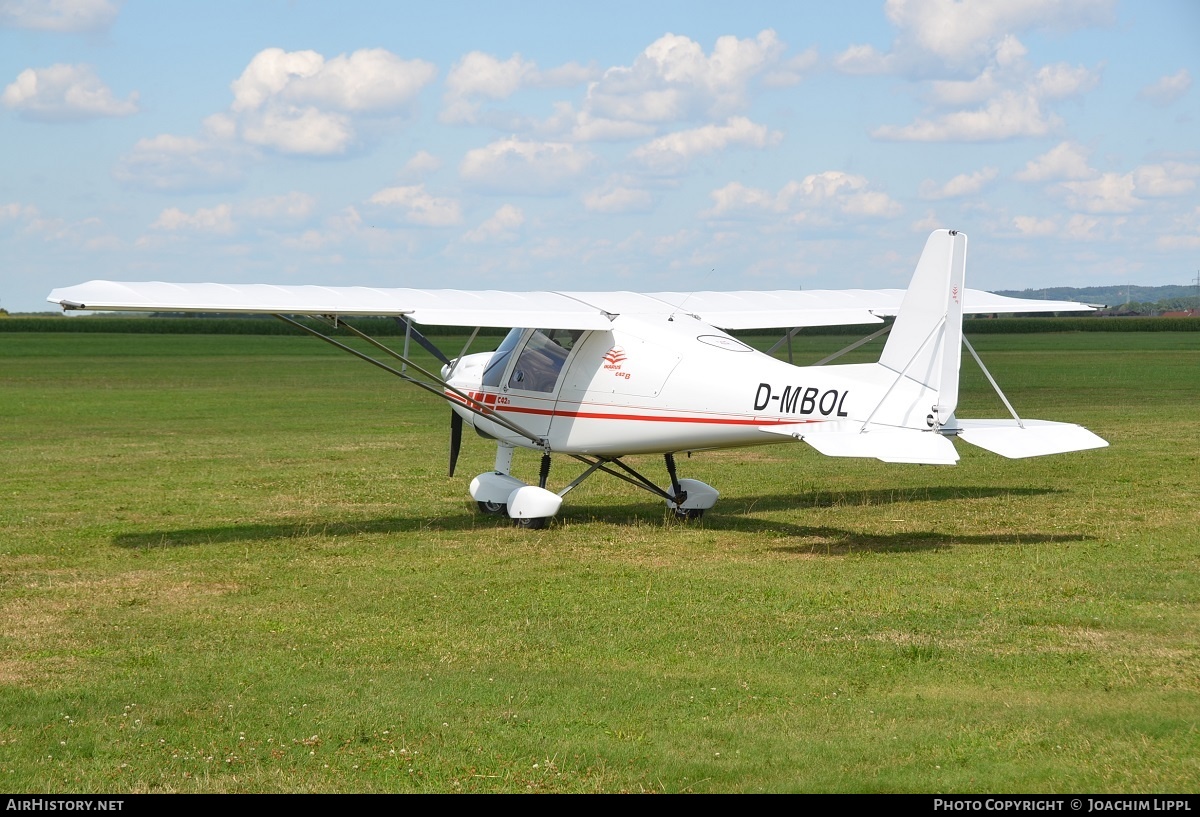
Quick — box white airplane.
[49,229,1107,528]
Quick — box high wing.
[46,281,1095,330]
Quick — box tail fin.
[878,229,966,427]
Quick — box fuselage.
[443,312,939,456]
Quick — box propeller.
[449,410,463,477]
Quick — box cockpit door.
[493,328,587,441]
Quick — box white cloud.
[446,51,535,101]
[928,68,1002,106]
[239,192,317,223]
[1044,162,1199,215]
[2,206,112,249]
[445,52,594,98]
[583,30,787,124]
[113,134,251,193]
[632,116,782,174]
[1155,206,1200,250]
[705,181,778,215]
[1013,215,1060,236]
[282,206,363,251]
[441,51,597,125]
[240,105,354,155]
[583,185,654,214]
[872,56,1098,142]
[879,0,1114,71]
[565,109,657,142]
[459,137,595,195]
[228,47,436,156]
[1057,173,1138,213]
[763,48,819,87]
[1020,157,1200,217]
[833,44,894,76]
[2,63,138,121]
[0,201,39,222]
[231,49,323,113]
[290,49,436,112]
[151,204,236,235]
[1033,62,1100,99]
[873,91,1058,141]
[705,171,902,222]
[919,167,1000,199]
[232,48,435,114]
[463,204,524,243]
[910,210,944,232]
[1133,163,1200,198]
[1015,141,1094,181]
[1012,213,1105,240]
[400,150,442,180]
[846,0,1107,143]
[114,46,440,194]
[1139,69,1192,107]
[440,54,526,125]
[0,0,118,32]
[1062,213,1102,240]
[369,184,462,227]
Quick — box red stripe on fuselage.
[445,390,818,427]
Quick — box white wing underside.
[47,280,1094,331]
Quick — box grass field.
[1,330,1197,793]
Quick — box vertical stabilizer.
[878,229,966,426]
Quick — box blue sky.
[2,0,1197,312]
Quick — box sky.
[1,0,1198,313]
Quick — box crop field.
[1,330,1197,793]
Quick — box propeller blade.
[449,410,463,477]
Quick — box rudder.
[877,229,966,427]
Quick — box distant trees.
[1100,295,1199,316]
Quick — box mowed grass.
[0,330,1196,793]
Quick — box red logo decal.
[603,347,626,366]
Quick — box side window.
[481,328,524,388]
[507,329,581,393]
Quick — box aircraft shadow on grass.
[112,484,1089,555]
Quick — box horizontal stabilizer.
[951,419,1108,459]
[800,429,960,465]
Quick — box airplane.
[48,229,1107,528]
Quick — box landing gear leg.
[665,453,702,520]
[472,443,520,516]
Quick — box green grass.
[1,331,1197,793]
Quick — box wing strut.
[396,316,452,367]
[960,335,1024,428]
[272,314,544,446]
[811,324,893,366]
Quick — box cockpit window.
[481,328,524,388]
[507,328,582,393]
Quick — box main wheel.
[477,500,507,515]
[514,516,548,530]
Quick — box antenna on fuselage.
[668,268,714,322]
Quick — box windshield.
[481,328,524,388]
